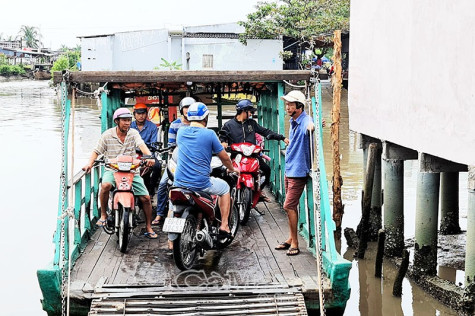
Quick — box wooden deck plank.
[69,192,332,306]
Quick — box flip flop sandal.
[286,248,300,256]
[218,229,234,238]
[151,217,162,225]
[96,219,107,227]
[144,231,158,239]
[275,242,291,250]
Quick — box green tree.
[239,0,349,67]
[50,49,81,80]
[18,25,42,49]
[158,58,182,70]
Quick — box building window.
[202,54,213,69]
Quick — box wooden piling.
[393,250,410,297]
[357,143,377,259]
[331,29,344,230]
[375,229,385,278]
[343,227,359,249]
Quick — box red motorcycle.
[230,142,266,225]
[96,154,150,253]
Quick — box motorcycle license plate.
[162,217,186,233]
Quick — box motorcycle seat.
[169,187,213,202]
[194,190,213,201]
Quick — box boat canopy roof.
[54,70,312,96]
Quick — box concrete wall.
[112,29,169,71]
[184,38,282,71]
[80,23,283,72]
[81,36,113,71]
[348,1,475,165]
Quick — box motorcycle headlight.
[242,145,254,157]
[118,162,132,171]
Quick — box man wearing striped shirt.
[83,108,158,239]
[152,97,194,225]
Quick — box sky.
[0,0,264,50]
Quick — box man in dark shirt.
[219,99,289,199]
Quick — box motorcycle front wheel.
[239,187,253,225]
[118,206,133,253]
[173,214,198,270]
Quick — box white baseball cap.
[281,90,306,105]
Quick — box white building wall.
[80,23,282,72]
[81,36,114,71]
[112,29,169,70]
[169,36,182,68]
[185,38,282,71]
[348,0,475,165]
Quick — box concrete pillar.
[414,172,440,276]
[439,172,461,235]
[466,166,475,286]
[383,159,404,257]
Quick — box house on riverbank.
[348,0,475,313]
[79,23,283,71]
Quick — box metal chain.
[59,80,68,316]
[308,81,326,315]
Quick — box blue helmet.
[236,99,256,113]
[187,102,209,121]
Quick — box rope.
[283,80,306,88]
[307,81,326,316]
[65,88,77,316]
[59,78,68,316]
[74,82,109,97]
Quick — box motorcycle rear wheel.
[173,214,198,270]
[118,207,132,253]
[239,187,253,225]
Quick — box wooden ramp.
[70,196,332,313]
[89,284,307,315]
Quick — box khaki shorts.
[283,176,307,210]
[102,170,149,196]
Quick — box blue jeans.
[155,171,169,217]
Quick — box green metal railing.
[37,83,105,315]
[258,82,352,309]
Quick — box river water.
[0,80,464,315]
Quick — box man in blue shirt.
[174,102,239,235]
[275,90,314,256]
[152,97,194,225]
[130,103,161,196]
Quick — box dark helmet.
[179,97,196,115]
[236,99,256,113]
